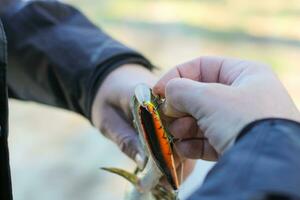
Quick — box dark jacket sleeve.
[0,0,153,119]
[188,119,300,200]
[0,19,13,200]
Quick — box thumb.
[163,78,212,119]
[164,78,237,154]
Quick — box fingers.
[162,78,210,118]
[175,140,218,161]
[154,58,200,97]
[169,117,199,139]
[169,117,218,161]
[97,104,146,167]
[153,56,248,97]
[160,158,196,187]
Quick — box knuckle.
[165,78,182,97]
[245,60,272,73]
[197,84,211,96]
[152,84,162,95]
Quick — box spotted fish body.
[102,84,179,200]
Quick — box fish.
[101,84,179,200]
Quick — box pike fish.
[101,84,180,200]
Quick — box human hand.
[91,64,196,185]
[91,64,156,166]
[153,56,300,155]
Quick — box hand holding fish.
[153,56,300,154]
[93,64,197,200]
[91,64,156,164]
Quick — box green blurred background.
[9,0,300,200]
[68,0,300,104]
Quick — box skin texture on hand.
[153,56,300,156]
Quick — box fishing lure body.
[132,84,179,190]
[102,84,179,200]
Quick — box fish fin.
[101,167,138,186]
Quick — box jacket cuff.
[236,118,300,143]
[188,117,300,199]
[85,53,154,121]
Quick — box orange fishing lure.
[133,84,179,190]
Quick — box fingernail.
[135,153,146,170]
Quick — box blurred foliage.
[66,0,300,74]
[69,0,300,41]
[69,0,300,69]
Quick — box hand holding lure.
[101,84,180,200]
